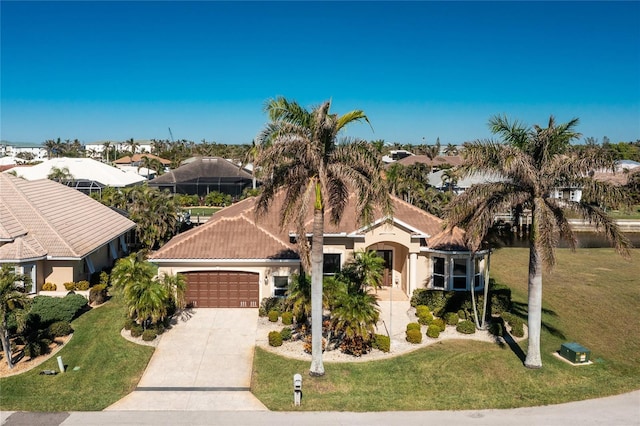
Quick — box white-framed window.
[323,253,341,275]
[273,276,289,297]
[452,258,467,290]
[432,257,445,289]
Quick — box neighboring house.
[0,173,136,292]
[113,153,171,168]
[396,155,464,170]
[147,156,254,198]
[2,144,47,161]
[7,157,146,195]
[149,193,490,309]
[382,149,414,164]
[428,170,505,194]
[85,140,153,157]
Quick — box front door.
[376,250,393,287]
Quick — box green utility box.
[560,342,591,364]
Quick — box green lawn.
[182,206,221,216]
[252,248,640,411]
[0,299,154,411]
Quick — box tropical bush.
[142,329,157,341]
[281,311,293,325]
[89,284,108,305]
[130,324,143,338]
[48,321,73,337]
[431,318,446,331]
[444,312,459,326]
[456,320,476,334]
[373,334,390,353]
[124,317,136,331]
[259,297,285,317]
[340,335,371,356]
[76,280,90,291]
[415,305,430,318]
[41,282,56,291]
[457,309,468,320]
[280,327,292,341]
[29,294,88,326]
[426,325,441,338]
[406,328,422,344]
[63,282,76,291]
[406,322,421,332]
[268,310,280,322]
[268,331,283,347]
[204,191,232,207]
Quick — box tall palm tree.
[255,97,392,376]
[47,166,74,183]
[444,143,458,156]
[446,115,631,369]
[102,141,113,163]
[0,265,31,369]
[441,167,460,193]
[126,138,140,155]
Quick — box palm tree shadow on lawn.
[511,301,566,339]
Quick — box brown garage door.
[182,271,259,308]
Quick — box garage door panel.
[182,271,259,308]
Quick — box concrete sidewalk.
[106,309,266,411]
[2,390,639,425]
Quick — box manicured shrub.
[510,320,525,338]
[426,325,441,338]
[268,331,283,347]
[99,271,110,286]
[431,318,446,331]
[281,311,293,325]
[456,320,476,334]
[42,282,57,291]
[340,335,371,356]
[153,323,165,335]
[406,328,422,344]
[457,309,468,320]
[130,324,143,338]
[406,322,421,332]
[418,311,434,325]
[268,310,280,322]
[89,284,108,305]
[76,280,90,291]
[142,329,157,341]
[280,327,292,341]
[259,297,285,317]
[415,305,430,317]
[444,312,459,326]
[23,336,52,359]
[29,294,88,326]
[63,282,76,291]
[48,321,73,337]
[124,317,136,331]
[373,334,390,353]
[501,312,515,324]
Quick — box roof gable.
[0,173,136,260]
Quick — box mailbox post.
[293,373,302,406]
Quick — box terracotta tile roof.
[150,191,467,261]
[0,234,47,261]
[428,227,468,251]
[0,173,136,261]
[0,202,27,240]
[114,153,171,165]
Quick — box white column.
[409,252,417,296]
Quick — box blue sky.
[1,1,639,146]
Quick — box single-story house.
[113,153,172,168]
[0,173,136,292]
[8,157,145,195]
[149,193,490,309]
[147,156,254,198]
[396,155,464,169]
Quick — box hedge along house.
[149,192,490,309]
[147,156,254,199]
[0,173,136,292]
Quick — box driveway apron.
[106,308,267,411]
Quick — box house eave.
[150,258,301,264]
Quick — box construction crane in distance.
[168,127,175,143]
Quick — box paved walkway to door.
[106,309,267,411]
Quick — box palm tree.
[125,278,170,328]
[0,265,31,369]
[47,166,74,183]
[446,115,631,369]
[286,273,313,325]
[102,141,113,163]
[126,138,140,155]
[158,272,187,311]
[254,97,392,376]
[441,167,460,193]
[43,139,57,160]
[444,143,458,156]
[341,250,385,293]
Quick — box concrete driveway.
[107,308,267,411]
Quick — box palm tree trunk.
[481,254,490,329]
[524,240,543,368]
[1,325,14,369]
[309,206,325,376]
